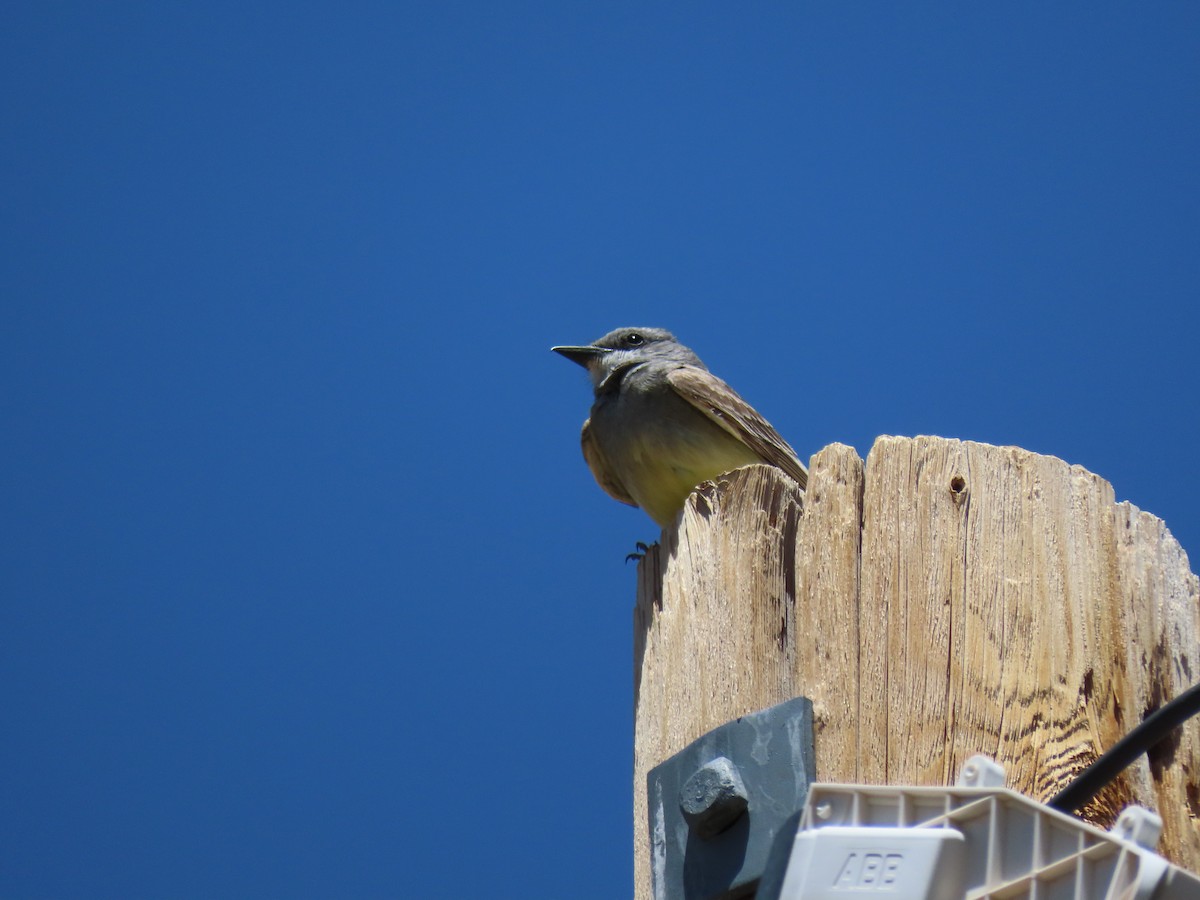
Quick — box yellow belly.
[616,427,760,526]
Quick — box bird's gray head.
[552,327,704,393]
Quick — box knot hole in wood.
[949,474,968,503]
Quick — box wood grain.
[632,463,805,897]
[632,436,1200,898]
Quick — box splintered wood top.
[633,436,1200,898]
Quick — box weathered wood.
[632,464,804,898]
[788,442,866,784]
[632,435,1200,898]
[632,446,859,897]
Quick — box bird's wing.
[581,418,639,507]
[667,366,809,491]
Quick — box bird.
[552,327,807,527]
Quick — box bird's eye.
[625,333,644,346]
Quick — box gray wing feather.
[667,366,809,490]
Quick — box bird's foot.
[625,541,656,563]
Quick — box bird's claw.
[625,541,654,563]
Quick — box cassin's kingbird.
[553,327,808,526]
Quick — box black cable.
[1048,680,1200,813]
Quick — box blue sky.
[4,4,1199,898]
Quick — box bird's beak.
[552,344,612,368]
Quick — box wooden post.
[632,436,1200,898]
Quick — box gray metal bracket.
[647,696,815,900]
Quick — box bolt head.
[679,756,748,840]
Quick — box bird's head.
[552,327,702,392]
